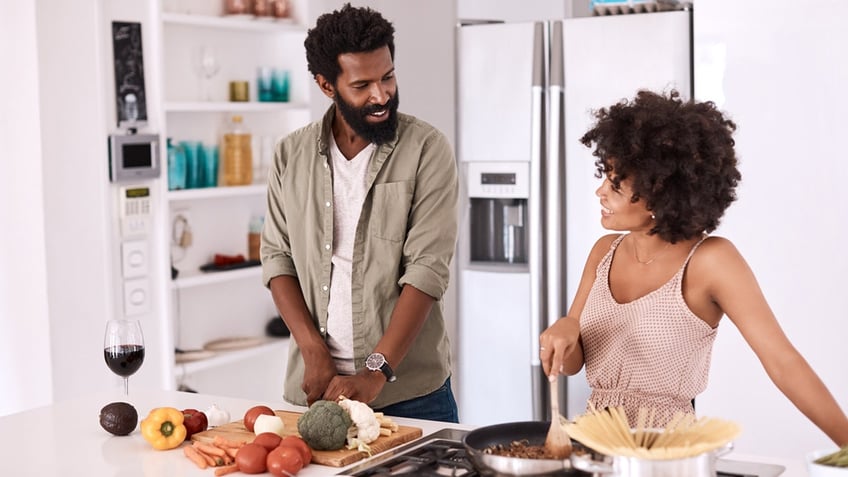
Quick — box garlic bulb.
[205,403,231,428]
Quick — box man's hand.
[322,370,385,404]
[301,347,337,406]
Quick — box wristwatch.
[365,352,397,383]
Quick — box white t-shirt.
[325,135,375,375]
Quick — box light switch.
[123,277,150,316]
[121,240,148,278]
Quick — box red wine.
[104,345,145,377]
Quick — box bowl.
[807,449,848,477]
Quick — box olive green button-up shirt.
[261,106,458,408]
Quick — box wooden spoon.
[545,375,573,459]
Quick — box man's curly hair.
[581,89,740,243]
[304,3,395,86]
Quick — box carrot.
[213,435,245,448]
[222,446,240,459]
[183,446,209,469]
[214,463,239,476]
[194,441,228,457]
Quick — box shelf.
[172,265,262,290]
[174,338,289,378]
[162,12,303,32]
[164,101,309,113]
[168,184,266,202]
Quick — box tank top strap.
[597,234,628,277]
[671,234,709,285]
[683,234,709,265]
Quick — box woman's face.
[595,172,653,232]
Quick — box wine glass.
[193,46,221,101]
[103,319,145,395]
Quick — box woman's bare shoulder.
[592,234,623,255]
[691,235,749,273]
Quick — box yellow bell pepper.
[140,407,187,450]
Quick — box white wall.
[457,0,584,22]
[0,0,53,417]
[695,0,848,458]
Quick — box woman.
[539,89,848,446]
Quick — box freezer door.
[559,9,693,417]
[456,22,539,163]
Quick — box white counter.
[0,389,467,477]
[0,389,806,476]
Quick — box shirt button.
[324,244,331,250]
[322,285,328,292]
[325,201,331,207]
[320,327,326,333]
[323,163,328,169]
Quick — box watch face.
[366,353,385,371]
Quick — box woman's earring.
[651,214,656,220]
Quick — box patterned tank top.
[580,234,716,427]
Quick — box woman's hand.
[540,316,583,377]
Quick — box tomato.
[235,443,268,474]
[266,445,304,477]
[253,432,282,451]
[280,435,312,465]
[243,405,275,433]
[181,408,208,440]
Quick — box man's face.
[332,46,399,145]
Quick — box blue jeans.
[375,377,459,423]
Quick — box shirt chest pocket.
[370,181,414,242]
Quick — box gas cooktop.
[338,428,785,477]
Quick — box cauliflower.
[296,400,352,450]
[338,396,381,454]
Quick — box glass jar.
[220,115,253,186]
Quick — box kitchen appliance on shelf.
[455,9,693,426]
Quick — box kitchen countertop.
[0,389,807,476]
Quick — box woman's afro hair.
[581,89,740,243]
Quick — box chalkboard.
[112,21,148,127]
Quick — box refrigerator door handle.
[529,21,548,422]
[546,20,568,419]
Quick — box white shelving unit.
[156,1,310,400]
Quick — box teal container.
[199,144,219,188]
[180,140,201,189]
[167,138,187,190]
[271,69,289,102]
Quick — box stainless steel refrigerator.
[455,9,693,426]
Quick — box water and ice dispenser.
[466,162,529,264]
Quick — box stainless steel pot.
[462,421,583,476]
[569,442,734,477]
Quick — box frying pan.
[462,421,590,476]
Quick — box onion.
[253,414,285,437]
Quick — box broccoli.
[297,400,353,451]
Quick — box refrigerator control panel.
[466,161,529,198]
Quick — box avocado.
[99,402,138,436]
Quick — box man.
[260,3,459,422]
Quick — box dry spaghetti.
[564,406,741,460]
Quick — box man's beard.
[334,88,400,145]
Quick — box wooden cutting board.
[191,410,423,467]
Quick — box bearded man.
[260,3,459,422]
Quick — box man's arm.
[268,275,336,405]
